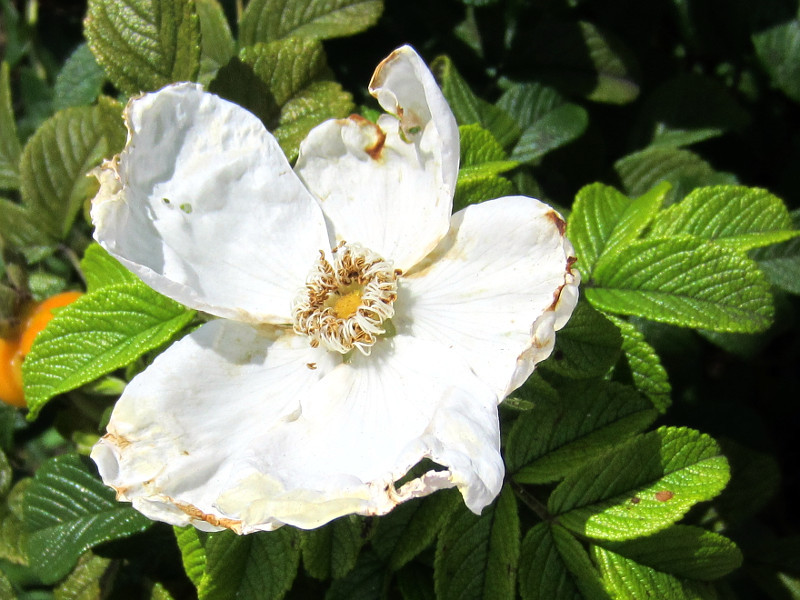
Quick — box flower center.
[293,243,399,354]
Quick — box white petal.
[216,334,502,530]
[92,83,330,324]
[294,46,459,272]
[395,196,580,402]
[91,320,339,533]
[93,330,502,533]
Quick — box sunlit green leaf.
[197,528,299,600]
[506,381,656,483]
[85,0,201,94]
[174,525,207,587]
[239,0,383,44]
[550,427,729,541]
[23,282,195,420]
[24,454,152,585]
[80,243,139,291]
[435,485,519,600]
[587,237,773,332]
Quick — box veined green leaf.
[459,124,509,166]
[372,490,458,572]
[81,243,139,291]
[85,0,201,95]
[54,551,113,600]
[431,55,520,148]
[753,234,800,295]
[592,546,719,600]
[598,525,742,581]
[539,300,622,379]
[53,43,107,111]
[753,18,800,103]
[519,523,609,600]
[0,62,21,190]
[174,525,207,587]
[549,427,729,541]
[196,0,235,86]
[506,381,656,483]
[0,197,55,259]
[649,185,798,251]
[607,316,671,412]
[0,479,30,566]
[510,103,588,164]
[197,528,299,600]
[454,170,514,211]
[587,236,774,332]
[454,124,516,210]
[300,515,366,580]
[210,38,352,161]
[497,82,564,131]
[325,550,388,600]
[239,0,383,44]
[19,98,125,240]
[615,146,736,203]
[603,182,671,258]
[24,454,152,585]
[434,485,519,600]
[23,282,195,420]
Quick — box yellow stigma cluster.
[292,243,399,354]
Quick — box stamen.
[292,243,398,354]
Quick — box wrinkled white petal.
[294,46,458,272]
[395,196,579,402]
[92,83,330,324]
[93,332,502,532]
[90,319,339,533]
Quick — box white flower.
[89,46,579,534]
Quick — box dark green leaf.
[752,234,800,295]
[753,18,800,103]
[0,62,21,190]
[587,237,774,332]
[511,103,588,164]
[197,528,299,600]
[53,44,107,111]
[0,197,55,258]
[549,427,729,541]
[240,0,383,44]
[19,98,125,240]
[301,515,366,580]
[24,454,152,584]
[396,563,435,600]
[325,550,388,600]
[23,282,195,420]
[54,551,112,600]
[506,381,657,483]
[85,0,201,95]
[434,484,520,600]
[196,0,235,85]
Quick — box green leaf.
[506,381,657,483]
[85,0,201,95]
[549,427,729,541]
[519,523,609,600]
[53,44,107,111]
[81,243,139,291]
[0,569,14,600]
[615,146,737,204]
[0,198,55,258]
[497,82,564,131]
[54,551,112,600]
[196,0,235,86]
[598,525,742,581]
[527,20,639,104]
[539,300,622,379]
[649,186,798,251]
[434,484,520,600]
[752,232,800,295]
[301,515,366,580]
[454,171,514,211]
[372,490,458,571]
[592,546,719,600]
[604,182,671,258]
[753,18,800,103]
[0,480,30,566]
[511,103,588,164]
[325,550,388,600]
[19,99,125,240]
[431,55,520,148]
[197,529,300,600]
[210,38,352,162]
[459,124,511,166]
[24,454,152,585]
[607,317,671,412]
[396,563,435,600]
[174,525,207,587]
[454,124,517,210]
[23,282,195,420]
[0,62,21,190]
[713,439,781,525]
[239,0,383,44]
[587,236,774,332]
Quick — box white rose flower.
[89,46,579,534]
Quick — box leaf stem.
[511,480,553,522]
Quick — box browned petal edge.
[548,256,580,312]
[546,210,567,236]
[172,499,244,534]
[347,114,386,160]
[369,47,403,91]
[102,431,131,450]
